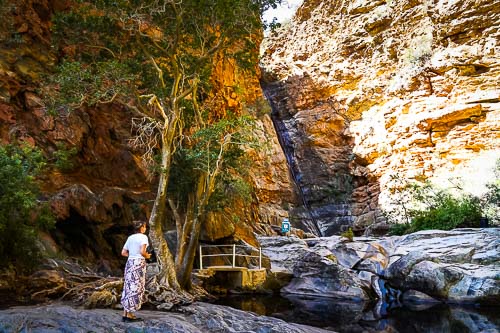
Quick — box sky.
[262,0,303,25]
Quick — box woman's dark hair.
[133,220,146,232]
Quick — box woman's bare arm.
[140,244,151,259]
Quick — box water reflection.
[213,294,500,333]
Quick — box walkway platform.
[197,267,267,289]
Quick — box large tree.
[47,0,279,298]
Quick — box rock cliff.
[0,0,295,268]
[261,0,500,235]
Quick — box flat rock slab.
[0,302,335,333]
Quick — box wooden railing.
[198,244,262,269]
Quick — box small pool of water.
[213,294,500,333]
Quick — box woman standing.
[121,220,151,322]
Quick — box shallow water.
[213,294,500,333]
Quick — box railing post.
[199,245,203,269]
[232,244,236,267]
[259,247,262,269]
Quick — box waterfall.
[261,82,323,237]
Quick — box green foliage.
[387,180,484,235]
[47,0,281,112]
[48,0,280,254]
[388,222,411,236]
[388,29,433,93]
[53,142,78,172]
[341,227,354,242]
[186,116,254,170]
[0,144,54,273]
[383,174,422,226]
[484,179,500,204]
[47,0,277,215]
[244,96,272,119]
[169,115,257,212]
[44,60,136,113]
[410,194,481,231]
[207,176,253,212]
[481,159,500,225]
[402,32,433,66]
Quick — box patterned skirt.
[121,258,146,313]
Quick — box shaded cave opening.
[51,208,126,275]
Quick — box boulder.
[385,228,500,305]
[282,251,368,300]
[259,236,312,272]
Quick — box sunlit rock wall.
[261,0,500,235]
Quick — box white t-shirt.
[123,233,149,259]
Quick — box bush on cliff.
[52,142,78,172]
[387,180,484,235]
[482,159,500,225]
[408,194,481,234]
[0,144,54,273]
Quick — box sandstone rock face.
[0,1,295,266]
[261,0,500,234]
[248,114,298,228]
[260,228,500,305]
[0,303,333,333]
[208,46,297,234]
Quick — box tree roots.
[23,259,207,310]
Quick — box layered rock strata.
[261,0,500,234]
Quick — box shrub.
[53,142,78,172]
[387,179,483,235]
[341,227,354,242]
[483,180,500,225]
[481,159,500,226]
[0,144,54,273]
[409,194,482,232]
[388,30,433,93]
[388,223,411,236]
[243,96,272,119]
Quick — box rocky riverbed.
[259,228,500,306]
[1,228,498,332]
[0,302,333,333]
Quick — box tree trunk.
[175,195,195,271]
[177,173,212,289]
[143,110,199,306]
[177,215,203,289]
[148,127,180,290]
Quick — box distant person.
[121,220,151,322]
